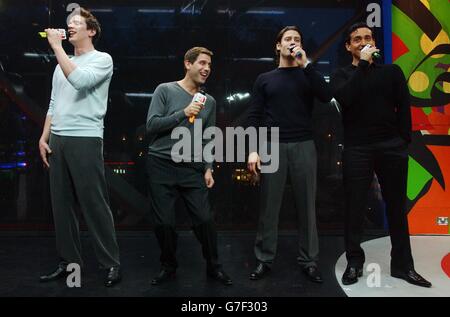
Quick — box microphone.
[289,44,302,59]
[38,29,67,40]
[362,44,381,59]
[189,90,207,123]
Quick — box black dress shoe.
[151,269,176,285]
[342,266,363,285]
[249,262,271,280]
[39,264,69,283]
[207,269,233,286]
[105,266,121,287]
[303,266,323,283]
[391,269,432,288]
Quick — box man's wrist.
[51,43,64,52]
[302,59,311,69]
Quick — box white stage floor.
[335,236,450,297]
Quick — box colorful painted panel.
[392,0,450,234]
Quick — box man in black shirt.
[331,22,431,287]
[247,26,332,283]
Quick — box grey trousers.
[254,140,319,268]
[48,134,120,268]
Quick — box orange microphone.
[189,90,207,123]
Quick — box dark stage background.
[0,0,387,231]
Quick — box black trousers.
[343,137,414,271]
[147,154,221,272]
[48,134,120,269]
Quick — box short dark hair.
[345,22,375,44]
[70,7,101,43]
[274,26,304,62]
[183,47,213,71]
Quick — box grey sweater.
[146,82,216,171]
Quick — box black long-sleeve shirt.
[330,60,411,146]
[247,64,332,143]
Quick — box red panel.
[392,32,410,62]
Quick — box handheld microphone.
[362,44,381,59]
[38,29,67,40]
[289,44,302,59]
[189,90,207,123]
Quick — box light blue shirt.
[47,49,113,138]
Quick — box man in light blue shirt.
[38,7,121,287]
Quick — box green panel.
[429,0,450,31]
[423,107,432,115]
[392,5,424,77]
[407,156,433,200]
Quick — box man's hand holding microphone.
[40,29,66,49]
[289,44,308,68]
[360,44,381,63]
[184,90,206,123]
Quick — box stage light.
[125,93,154,99]
[246,9,285,15]
[90,8,113,13]
[138,9,175,13]
[226,92,250,102]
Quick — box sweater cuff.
[358,60,370,69]
[204,163,213,172]
[175,110,186,123]
[302,59,312,69]
[303,62,317,79]
[303,61,313,72]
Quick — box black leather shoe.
[207,269,233,286]
[303,266,323,283]
[105,266,121,287]
[342,266,363,285]
[249,262,271,280]
[391,269,432,288]
[39,264,69,283]
[151,269,176,285]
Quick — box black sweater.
[330,60,412,146]
[247,65,332,143]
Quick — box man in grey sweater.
[146,47,232,286]
[38,8,121,287]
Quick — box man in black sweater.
[247,26,332,283]
[330,22,431,287]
